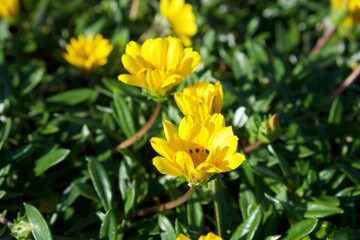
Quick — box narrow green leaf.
[99,209,118,240]
[304,201,344,218]
[24,203,53,240]
[230,205,262,240]
[47,88,95,105]
[124,181,136,217]
[0,118,11,150]
[328,97,342,124]
[282,219,318,240]
[34,148,70,176]
[158,214,176,240]
[87,157,113,210]
[239,183,257,221]
[187,192,204,237]
[338,162,360,184]
[113,92,136,138]
[73,181,98,202]
[21,63,45,95]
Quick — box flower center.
[188,147,209,168]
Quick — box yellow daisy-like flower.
[175,81,223,122]
[160,0,198,46]
[118,36,201,101]
[176,232,223,240]
[63,34,114,72]
[331,0,360,28]
[150,114,245,187]
[0,0,20,21]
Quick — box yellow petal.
[153,156,183,176]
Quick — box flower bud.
[9,214,32,240]
[258,113,281,143]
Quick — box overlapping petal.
[175,81,224,122]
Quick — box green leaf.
[24,203,53,240]
[99,209,118,240]
[158,214,176,240]
[338,162,360,185]
[328,97,342,124]
[124,181,136,217]
[0,118,11,150]
[113,92,136,138]
[87,157,113,211]
[230,204,262,240]
[232,51,254,80]
[282,219,318,240]
[239,183,257,221]
[34,148,70,176]
[47,88,95,106]
[20,62,45,95]
[187,192,204,237]
[303,197,344,218]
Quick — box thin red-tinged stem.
[135,188,195,217]
[331,65,360,99]
[116,102,162,150]
[129,0,140,21]
[243,140,263,153]
[309,25,337,55]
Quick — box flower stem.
[135,188,195,217]
[0,215,12,226]
[212,181,223,237]
[331,65,360,99]
[129,0,140,21]
[116,102,162,150]
[309,25,336,55]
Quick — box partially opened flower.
[118,36,200,101]
[63,34,113,72]
[160,0,198,46]
[150,114,245,187]
[175,81,223,122]
[331,0,360,28]
[0,0,20,21]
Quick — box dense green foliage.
[1,0,360,239]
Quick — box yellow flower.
[174,81,223,122]
[331,0,360,28]
[0,0,20,21]
[63,34,113,72]
[199,232,223,240]
[176,233,190,240]
[150,114,245,187]
[160,0,198,46]
[176,232,223,240]
[118,36,200,101]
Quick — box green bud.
[257,113,281,143]
[9,214,32,240]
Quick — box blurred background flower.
[63,34,113,72]
[118,36,200,101]
[150,114,245,187]
[160,0,198,46]
[175,80,223,122]
[0,0,19,22]
[331,0,360,28]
